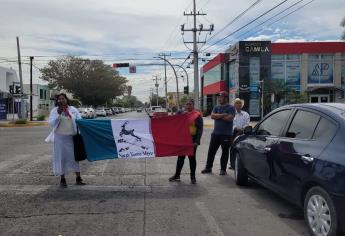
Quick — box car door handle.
[301,155,314,163]
[264,147,271,152]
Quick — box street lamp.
[154,56,180,110]
[175,65,189,90]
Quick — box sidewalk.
[0,120,48,128]
[202,115,257,128]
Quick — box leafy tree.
[263,79,308,113]
[113,96,144,108]
[150,95,166,107]
[40,57,127,106]
[341,17,345,40]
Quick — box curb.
[0,122,48,128]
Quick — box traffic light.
[112,63,129,68]
[184,86,189,94]
[15,85,21,94]
[129,65,136,73]
[9,85,14,94]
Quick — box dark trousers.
[174,146,197,179]
[206,134,232,171]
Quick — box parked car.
[78,108,90,119]
[104,108,113,116]
[111,107,119,114]
[230,103,345,236]
[148,106,162,117]
[86,108,96,118]
[95,108,106,117]
[151,108,168,118]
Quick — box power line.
[223,0,306,46]
[222,0,316,49]
[202,0,289,51]
[206,0,262,43]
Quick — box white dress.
[47,106,81,176]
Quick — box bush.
[37,115,46,121]
[14,119,28,124]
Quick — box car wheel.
[234,152,248,186]
[304,186,337,236]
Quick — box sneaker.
[76,176,86,185]
[201,168,212,174]
[60,178,67,188]
[191,178,196,184]
[169,176,181,182]
[219,170,227,175]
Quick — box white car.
[78,108,90,119]
[86,108,96,118]
[104,108,113,116]
[95,108,106,117]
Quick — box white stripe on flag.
[111,119,155,158]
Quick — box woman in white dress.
[48,93,86,188]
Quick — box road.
[0,111,309,236]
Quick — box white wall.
[0,66,19,93]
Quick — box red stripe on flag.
[151,114,194,157]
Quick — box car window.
[286,110,320,139]
[256,109,292,136]
[312,117,336,142]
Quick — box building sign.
[308,55,333,84]
[286,61,300,86]
[0,99,7,120]
[241,41,271,56]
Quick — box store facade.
[201,41,345,119]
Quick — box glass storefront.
[308,54,333,84]
[271,54,301,90]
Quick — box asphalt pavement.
[0,111,308,236]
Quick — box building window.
[308,54,333,84]
[203,65,222,86]
[39,89,48,100]
[271,54,301,90]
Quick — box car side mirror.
[243,126,253,135]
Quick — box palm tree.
[341,17,345,40]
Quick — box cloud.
[0,0,344,102]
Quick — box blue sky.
[0,0,344,102]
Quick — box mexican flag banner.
[76,114,194,161]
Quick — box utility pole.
[16,36,26,119]
[158,53,170,109]
[150,88,154,106]
[29,56,34,121]
[152,75,161,106]
[181,0,214,110]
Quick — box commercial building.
[202,41,345,119]
[0,66,20,119]
[22,84,55,117]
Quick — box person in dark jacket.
[169,99,203,184]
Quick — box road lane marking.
[195,201,225,236]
